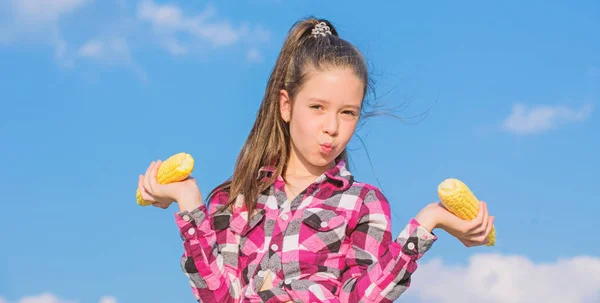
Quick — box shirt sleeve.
[175,190,243,303]
[338,188,437,303]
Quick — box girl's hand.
[415,201,495,247]
[437,201,495,247]
[137,160,203,210]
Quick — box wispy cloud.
[247,47,263,63]
[0,0,93,67]
[0,0,270,79]
[8,0,90,24]
[136,0,269,57]
[408,253,600,303]
[0,293,117,303]
[77,35,147,82]
[98,296,117,303]
[501,103,593,135]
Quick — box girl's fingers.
[477,215,494,240]
[138,175,154,201]
[138,175,144,192]
[466,202,486,234]
[150,160,164,197]
[466,216,495,243]
[144,161,155,193]
[460,238,478,247]
[461,236,490,247]
[138,174,149,198]
[152,202,168,209]
[471,202,489,236]
[150,160,161,188]
[481,216,495,240]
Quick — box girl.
[138,17,494,303]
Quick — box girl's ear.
[279,89,291,122]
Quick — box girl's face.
[279,67,364,173]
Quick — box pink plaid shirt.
[174,159,437,302]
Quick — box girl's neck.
[284,147,334,181]
[283,150,331,201]
[282,144,335,202]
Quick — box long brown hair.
[208,17,371,218]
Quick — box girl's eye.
[310,105,323,110]
[342,110,358,116]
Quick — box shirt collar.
[319,158,354,190]
[260,157,354,191]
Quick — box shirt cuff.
[395,218,438,259]
[175,204,209,241]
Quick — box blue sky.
[1,0,599,302]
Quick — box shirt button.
[285,279,292,285]
[182,215,190,222]
[187,228,195,235]
[320,221,328,228]
[271,244,278,251]
[281,214,289,220]
[258,270,266,277]
[407,242,415,250]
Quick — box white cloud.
[9,0,91,25]
[163,37,189,55]
[0,293,117,303]
[98,296,118,303]
[0,0,93,67]
[17,293,74,303]
[136,0,269,56]
[408,253,600,303]
[247,47,263,63]
[77,35,147,82]
[0,0,270,78]
[79,37,129,60]
[502,103,593,135]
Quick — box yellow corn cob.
[437,178,496,246]
[136,152,195,206]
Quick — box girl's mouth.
[320,143,333,154]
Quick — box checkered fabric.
[175,159,437,302]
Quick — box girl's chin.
[308,152,338,167]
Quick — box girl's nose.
[322,114,339,136]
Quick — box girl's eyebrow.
[308,97,361,110]
[308,97,329,103]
